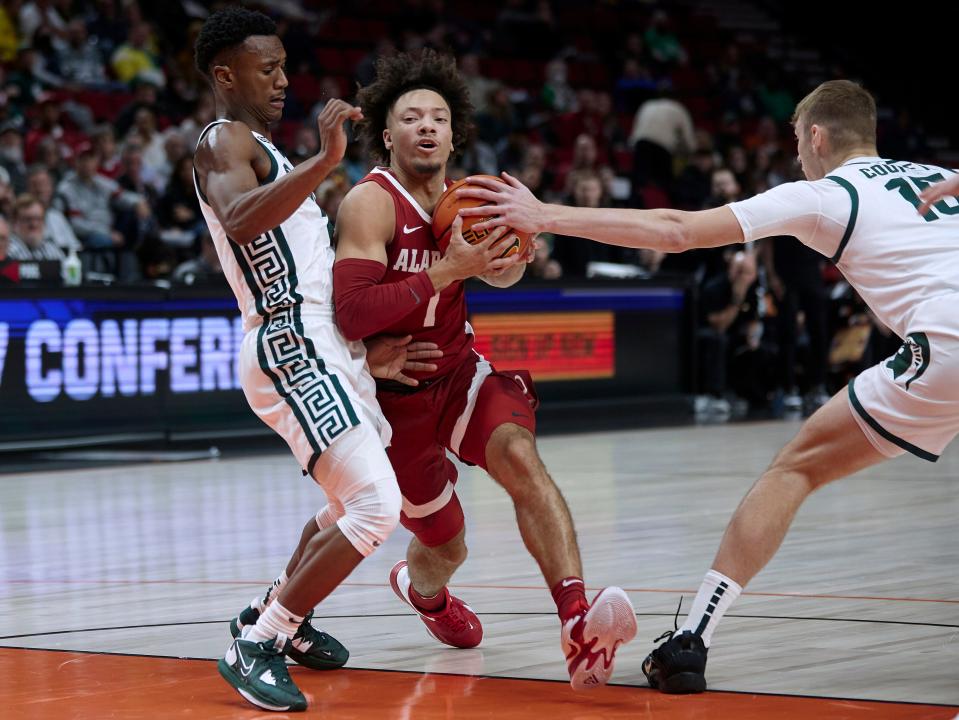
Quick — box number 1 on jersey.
[423,293,440,328]
[885,173,959,222]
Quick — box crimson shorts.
[377,350,538,547]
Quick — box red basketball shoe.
[562,586,637,690]
[389,560,483,649]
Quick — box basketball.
[431,175,532,258]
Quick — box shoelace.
[443,602,474,633]
[652,596,684,644]
[259,636,296,687]
[293,610,332,649]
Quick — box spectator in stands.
[562,133,610,197]
[764,234,830,414]
[459,53,496,115]
[24,92,85,165]
[171,230,221,285]
[156,153,202,251]
[0,122,26,192]
[92,124,121,178]
[31,135,65,181]
[55,142,147,253]
[123,106,166,188]
[175,92,215,152]
[8,192,64,261]
[0,1,19,63]
[550,172,616,277]
[697,248,758,416]
[674,147,716,210]
[116,139,157,201]
[110,21,164,86]
[26,163,79,252]
[629,85,696,191]
[0,172,14,217]
[19,0,67,46]
[645,10,687,68]
[541,58,576,113]
[56,18,110,88]
[114,76,163,138]
[0,215,9,261]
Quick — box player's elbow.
[662,214,692,253]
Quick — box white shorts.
[847,324,959,463]
[239,306,392,477]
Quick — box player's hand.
[917,173,959,215]
[456,172,547,234]
[442,214,513,279]
[365,334,442,387]
[316,99,363,169]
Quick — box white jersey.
[729,156,959,338]
[194,120,334,331]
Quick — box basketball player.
[459,80,959,693]
[332,49,637,690]
[193,9,439,712]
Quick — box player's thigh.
[770,390,887,487]
[455,371,538,473]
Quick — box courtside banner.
[471,311,615,381]
[0,280,692,449]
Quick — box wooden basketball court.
[2,420,957,718]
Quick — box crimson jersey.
[357,167,475,382]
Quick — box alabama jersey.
[357,167,473,380]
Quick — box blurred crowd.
[0,0,939,415]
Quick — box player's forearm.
[539,205,688,252]
[334,259,436,341]
[224,155,339,244]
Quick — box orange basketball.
[431,175,531,258]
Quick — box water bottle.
[62,246,82,286]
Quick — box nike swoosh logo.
[561,578,583,588]
[236,643,255,678]
[403,224,423,234]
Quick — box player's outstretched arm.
[195,99,362,244]
[917,172,959,215]
[458,172,744,253]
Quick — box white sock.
[251,571,289,614]
[677,569,742,647]
[245,600,303,644]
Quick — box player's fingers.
[456,187,500,202]
[466,214,503,232]
[403,361,438,372]
[407,349,443,360]
[464,175,505,190]
[458,205,497,217]
[380,334,413,347]
[477,226,509,249]
[501,170,523,189]
[391,372,418,387]
[406,341,441,354]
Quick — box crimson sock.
[551,577,589,623]
[410,585,447,613]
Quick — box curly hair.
[355,49,474,164]
[194,7,277,78]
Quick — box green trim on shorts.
[847,379,939,462]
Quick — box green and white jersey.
[194,120,333,331]
[729,156,959,338]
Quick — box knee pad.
[312,423,401,556]
[338,476,401,556]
